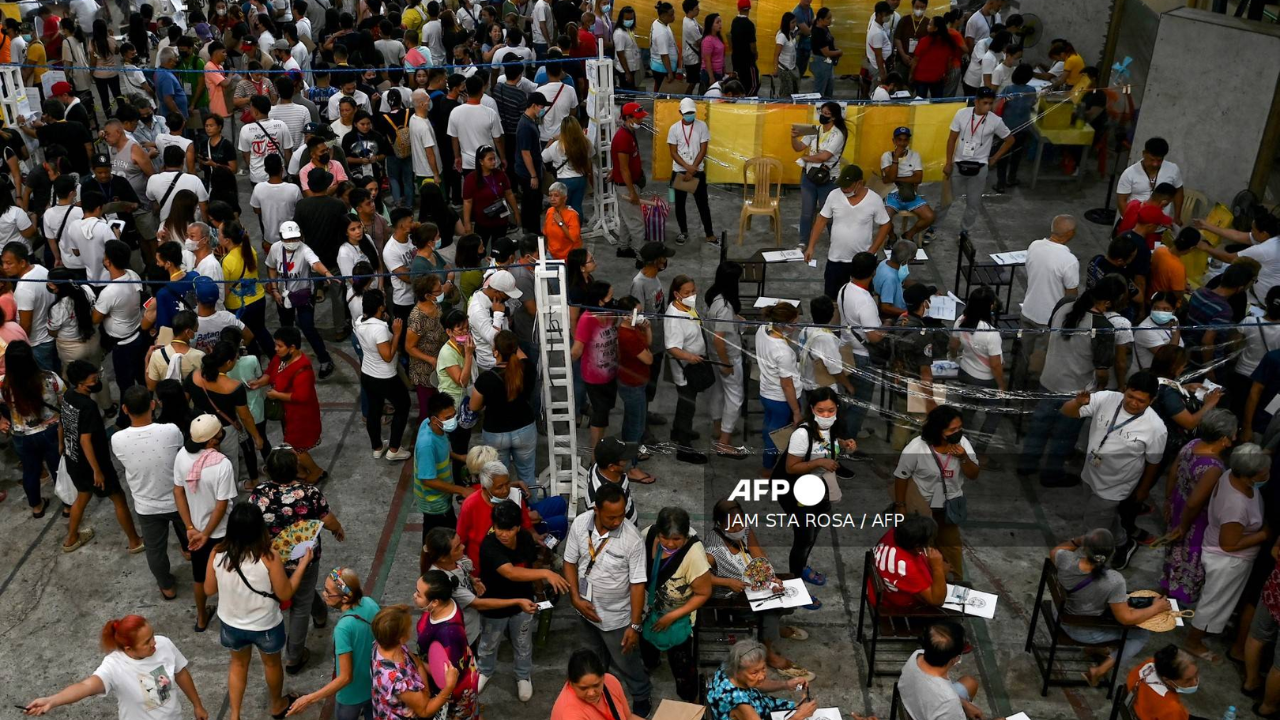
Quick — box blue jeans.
[572,358,586,416]
[32,340,58,373]
[1062,621,1149,664]
[482,423,538,488]
[386,154,416,208]
[799,172,836,251]
[1017,393,1085,484]
[335,701,373,720]
[14,425,59,507]
[533,42,548,60]
[562,175,587,217]
[219,621,287,653]
[842,353,874,439]
[280,301,332,364]
[477,610,535,680]
[811,58,834,98]
[761,396,794,472]
[618,382,647,456]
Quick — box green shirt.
[228,355,265,423]
[333,596,380,705]
[459,269,483,306]
[176,54,208,110]
[436,340,466,407]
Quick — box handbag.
[640,550,693,650]
[930,449,968,525]
[679,359,715,393]
[265,397,285,422]
[955,161,982,177]
[804,165,832,185]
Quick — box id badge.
[941,468,954,479]
[1089,451,1103,467]
[583,578,594,603]
[962,140,979,157]
[909,38,918,53]
[182,82,193,96]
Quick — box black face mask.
[140,115,153,124]
[944,430,963,445]
[318,153,332,165]
[819,115,833,125]
[88,380,104,394]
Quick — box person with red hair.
[22,615,209,719]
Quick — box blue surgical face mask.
[440,416,459,432]
[1172,681,1198,695]
[1150,310,1174,325]
[602,3,612,13]
[623,18,634,27]
[682,112,696,123]
[897,265,909,281]
[435,292,445,303]
[1255,480,1269,490]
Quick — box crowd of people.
[0,0,1278,720]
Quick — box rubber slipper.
[802,595,822,611]
[160,588,177,601]
[193,620,209,633]
[128,542,147,554]
[800,567,827,586]
[781,626,809,641]
[627,470,657,485]
[1182,646,1222,664]
[1254,702,1280,720]
[272,694,301,720]
[61,528,95,553]
[31,499,49,519]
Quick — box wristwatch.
[629,622,642,633]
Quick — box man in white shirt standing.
[238,95,294,185]
[805,164,891,300]
[531,0,553,57]
[1196,212,1280,302]
[864,1,897,85]
[681,0,703,94]
[448,76,505,175]
[836,252,884,440]
[1019,215,1080,385]
[173,414,239,633]
[147,146,209,229]
[422,1,447,64]
[1114,136,1184,225]
[113,386,188,600]
[468,269,522,375]
[941,87,1014,240]
[1,242,57,371]
[269,75,313,151]
[963,0,1003,53]
[94,239,148,394]
[409,89,441,186]
[538,62,579,143]
[188,221,225,310]
[1060,372,1167,569]
[74,193,119,285]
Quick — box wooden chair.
[856,550,951,685]
[954,234,1016,314]
[888,682,917,720]
[738,157,784,247]
[693,593,764,679]
[1024,557,1130,698]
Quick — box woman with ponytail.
[1125,645,1200,720]
[186,340,265,481]
[412,571,479,720]
[219,217,273,360]
[287,568,381,719]
[22,615,209,719]
[469,330,538,488]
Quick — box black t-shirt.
[552,0,580,33]
[341,130,392,181]
[197,135,239,203]
[184,374,249,427]
[66,103,93,132]
[294,196,350,267]
[62,389,118,484]
[25,167,56,217]
[38,121,94,175]
[476,362,537,433]
[429,95,459,165]
[811,25,835,56]
[478,532,538,617]
[373,108,413,150]
[729,16,756,65]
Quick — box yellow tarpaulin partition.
[651,100,966,184]
[1188,203,1235,290]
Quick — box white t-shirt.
[798,328,843,391]
[94,271,143,343]
[409,113,439,178]
[15,264,53,346]
[682,17,703,67]
[43,204,84,261]
[423,20,445,63]
[992,61,1017,90]
[266,242,321,295]
[382,237,415,307]
[65,217,114,283]
[145,171,208,225]
[531,0,552,44]
[755,326,800,402]
[963,49,1000,88]
[1239,236,1280,300]
[447,103,503,170]
[537,81,579,143]
[949,107,1010,164]
[354,316,396,378]
[249,182,303,247]
[961,36,992,87]
[93,635,189,720]
[820,188,890,261]
[804,126,845,171]
[650,20,677,67]
[1115,160,1183,207]
[0,206,33,250]
[880,149,924,180]
[1131,317,1181,375]
[613,28,641,75]
[337,242,372,280]
[894,435,979,509]
[236,118,293,184]
[663,302,706,386]
[838,282,881,357]
[667,119,711,173]
[953,318,1002,380]
[542,140,583,179]
[194,254,225,310]
[775,31,797,71]
[787,424,833,461]
[865,17,893,68]
[194,310,245,354]
[173,448,237,538]
[269,103,313,151]
[111,423,184,516]
[327,90,373,120]
[1020,238,1080,325]
[48,287,96,341]
[1080,390,1167,502]
[1237,316,1280,377]
[964,9,1001,43]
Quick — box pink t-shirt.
[1204,472,1265,561]
[0,320,29,375]
[0,292,16,324]
[205,62,229,118]
[300,160,348,191]
[701,35,725,75]
[574,311,618,385]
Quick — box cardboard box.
[652,699,706,720]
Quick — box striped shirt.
[586,465,637,525]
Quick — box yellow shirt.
[402,5,426,33]
[1063,54,1085,85]
[221,246,266,310]
[26,42,47,81]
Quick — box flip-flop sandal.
[31,499,49,519]
[775,666,815,681]
[128,542,147,554]
[1243,683,1265,699]
[272,694,301,720]
[802,596,822,611]
[1080,671,1101,688]
[1183,646,1222,664]
[160,588,177,601]
[627,471,657,485]
[193,619,210,633]
[61,528,95,553]
[61,505,71,519]
[781,626,809,641]
[800,567,827,586]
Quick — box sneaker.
[675,233,688,246]
[371,446,386,459]
[318,361,336,379]
[517,678,533,702]
[616,247,637,258]
[477,673,491,694]
[385,448,412,461]
[1113,539,1139,571]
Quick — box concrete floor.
[0,81,1256,720]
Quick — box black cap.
[639,241,676,263]
[527,92,550,109]
[490,236,517,260]
[594,436,638,467]
[903,284,938,309]
[974,87,997,100]
[303,122,337,140]
[91,153,111,168]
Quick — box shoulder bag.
[804,128,846,186]
[929,448,967,525]
[234,561,293,610]
[640,536,694,650]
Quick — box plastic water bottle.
[1223,705,1237,720]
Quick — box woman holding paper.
[704,640,815,720]
[248,447,346,675]
[754,301,803,473]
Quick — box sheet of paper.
[807,259,818,268]
[1007,713,1032,720]
[773,710,841,720]
[536,600,553,610]
[990,250,1028,265]
[40,70,66,98]
[942,584,999,619]
[761,248,805,263]
[1168,598,1185,627]
[753,297,800,309]
[1250,304,1267,318]
[1195,378,1222,402]
[885,247,928,261]
[1266,394,1280,417]
[931,360,960,378]
[289,539,315,560]
[747,578,812,611]
[947,291,963,304]
[926,295,958,321]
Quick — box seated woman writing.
[868,513,948,612]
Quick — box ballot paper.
[1195,378,1222,402]
[289,540,316,561]
[925,295,958,321]
[990,250,1028,265]
[1170,598,1185,627]
[943,584,998,619]
[1007,713,1032,720]
[1249,304,1267,318]
[762,248,805,263]
[931,360,960,378]
[747,578,812,611]
[884,247,929,261]
[753,297,801,309]
[772,709,841,720]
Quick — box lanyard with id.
[582,533,611,602]
[1089,403,1139,467]
[962,112,987,159]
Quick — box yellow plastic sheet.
[651,99,967,184]
[1187,202,1235,289]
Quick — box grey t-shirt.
[1041,301,1116,395]
[509,263,537,345]
[898,650,965,720]
[1054,548,1127,617]
[630,271,665,350]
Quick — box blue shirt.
[793,4,815,51]
[153,68,188,118]
[873,261,906,311]
[154,271,199,329]
[413,422,453,515]
[533,69,575,89]
[998,84,1036,131]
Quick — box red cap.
[1137,204,1168,226]
[737,0,751,9]
[50,81,72,97]
[621,101,649,119]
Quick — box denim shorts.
[219,621,286,653]
[885,190,929,212]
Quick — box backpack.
[384,112,412,159]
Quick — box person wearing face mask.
[664,275,710,464]
[869,513,948,614]
[666,97,715,247]
[807,165,891,300]
[259,327,326,482]
[793,102,848,258]
[412,393,475,543]
[893,0,929,69]
[612,7,641,90]
[609,102,649,258]
[893,404,977,580]
[873,239,916,317]
[406,274,449,423]
[755,301,802,471]
[1126,645,1201,720]
[93,239,149,399]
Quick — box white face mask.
[913,7,924,16]
[283,241,302,252]
[184,238,200,252]
[814,414,837,430]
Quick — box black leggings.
[94,75,122,111]
[779,495,830,576]
[361,373,410,451]
[673,171,713,239]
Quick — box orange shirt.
[1126,661,1189,720]
[204,61,230,118]
[1149,246,1187,294]
[550,675,630,720]
[544,206,582,261]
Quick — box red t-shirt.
[610,127,643,187]
[1116,200,1172,249]
[455,490,533,571]
[573,29,597,58]
[912,34,959,83]
[617,325,650,387]
[868,529,934,610]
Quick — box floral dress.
[416,604,479,720]
[371,644,425,720]
[1160,439,1225,603]
[408,304,447,390]
[704,669,794,720]
[249,481,330,571]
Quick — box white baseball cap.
[679,98,697,115]
[190,414,222,443]
[486,269,523,299]
[279,220,303,240]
